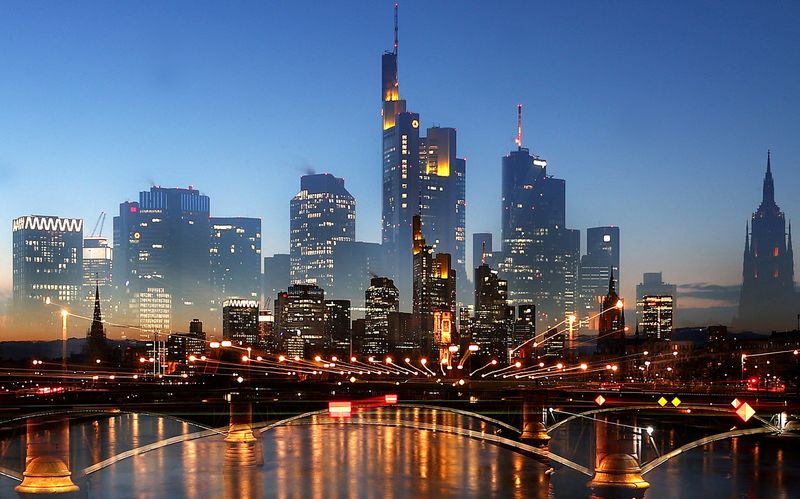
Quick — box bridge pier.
[15,415,79,498]
[519,394,551,448]
[224,395,262,468]
[587,414,649,498]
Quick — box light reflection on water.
[0,410,798,498]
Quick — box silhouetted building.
[498,108,579,331]
[113,187,212,333]
[210,217,261,310]
[222,299,259,347]
[12,215,83,333]
[388,311,416,354]
[331,241,390,306]
[166,319,205,365]
[290,174,355,291]
[325,299,351,351]
[472,262,511,360]
[635,272,677,330]
[412,215,456,357]
[364,277,400,355]
[639,295,674,340]
[578,227,620,331]
[83,236,112,316]
[86,284,107,361]
[513,305,536,358]
[262,254,290,304]
[597,271,626,356]
[275,284,326,354]
[737,152,797,332]
[472,233,493,278]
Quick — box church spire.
[762,150,775,207]
[93,283,102,324]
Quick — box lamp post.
[61,310,68,372]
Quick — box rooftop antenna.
[394,3,399,55]
[515,104,523,148]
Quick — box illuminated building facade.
[412,215,456,356]
[737,152,797,332]
[83,236,112,316]
[166,319,205,365]
[472,262,511,360]
[513,305,536,355]
[324,299,351,351]
[210,217,261,309]
[578,227,620,331]
[499,115,580,331]
[290,174,355,290]
[262,253,290,304]
[639,295,674,340]
[222,298,259,347]
[132,286,171,335]
[275,284,326,354]
[112,187,212,331]
[364,277,400,355]
[12,215,83,333]
[635,272,676,330]
[596,272,626,356]
[257,309,276,352]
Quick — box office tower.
[12,215,83,333]
[472,233,493,277]
[275,284,326,355]
[472,262,511,360]
[86,284,107,361]
[596,272,626,356]
[331,241,390,307]
[210,217,261,307]
[412,215,456,357]
[167,319,206,365]
[513,304,536,353]
[388,311,416,354]
[499,106,578,331]
[737,152,797,332]
[635,272,677,329]
[640,295,674,340]
[578,226,621,331]
[83,236,112,316]
[325,299,351,351]
[113,187,212,332]
[290,174,356,290]
[262,254,290,304]
[258,309,277,352]
[222,299,259,347]
[364,277,400,355]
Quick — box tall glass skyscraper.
[578,226,620,331]
[210,217,261,307]
[289,174,355,291]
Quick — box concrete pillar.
[587,414,649,498]
[519,393,551,448]
[15,415,79,498]
[224,396,261,468]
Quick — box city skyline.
[2,2,800,337]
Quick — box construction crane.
[90,212,106,237]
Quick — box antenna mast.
[394,3,399,55]
[515,104,523,148]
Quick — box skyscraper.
[578,226,620,331]
[290,174,355,291]
[364,277,400,355]
[210,217,261,308]
[275,284,326,355]
[324,299,351,351]
[113,187,212,332]
[12,215,83,333]
[737,152,797,332]
[639,295,674,341]
[635,272,677,330]
[472,261,511,360]
[83,236,112,316]
[499,106,579,331]
[222,298,259,347]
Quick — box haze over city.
[1,1,800,337]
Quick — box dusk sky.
[1,1,799,325]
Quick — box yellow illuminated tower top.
[382,4,406,129]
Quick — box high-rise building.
[412,215,456,357]
[262,254,290,304]
[113,187,211,332]
[257,309,277,352]
[513,305,536,355]
[275,284,326,355]
[472,262,511,360]
[166,319,206,366]
[635,272,677,329]
[737,152,797,332]
[290,174,355,290]
[331,241,389,307]
[596,272,626,356]
[210,217,261,309]
[499,107,579,331]
[222,298,259,347]
[324,299,351,351]
[12,215,83,333]
[472,233,493,278]
[639,295,674,340]
[83,236,112,316]
[364,277,400,355]
[578,226,620,331]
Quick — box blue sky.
[1,1,799,323]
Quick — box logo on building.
[12,216,83,233]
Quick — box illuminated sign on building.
[12,216,83,233]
